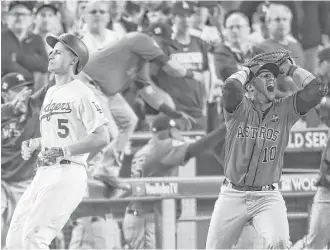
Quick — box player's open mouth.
[267,85,274,92]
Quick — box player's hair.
[265,4,293,23]
[223,10,249,28]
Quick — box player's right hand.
[177,112,195,131]
[21,139,38,160]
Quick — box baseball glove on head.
[243,49,294,80]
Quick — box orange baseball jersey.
[128,138,190,212]
[39,79,108,166]
[82,32,168,96]
[224,93,302,186]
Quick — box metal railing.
[72,173,319,249]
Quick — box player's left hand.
[177,112,195,130]
[278,58,293,75]
[38,147,64,166]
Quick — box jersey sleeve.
[279,93,302,128]
[78,92,108,134]
[224,96,251,124]
[161,139,191,167]
[135,63,153,88]
[129,33,168,67]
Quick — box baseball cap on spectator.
[2,73,33,92]
[34,2,58,15]
[318,47,330,63]
[172,1,195,16]
[151,114,184,140]
[8,1,35,12]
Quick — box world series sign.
[286,128,329,152]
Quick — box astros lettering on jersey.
[224,94,301,187]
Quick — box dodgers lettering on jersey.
[82,32,166,96]
[39,80,108,166]
[224,94,302,186]
[129,138,190,212]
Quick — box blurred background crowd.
[1,0,330,249]
[2,0,330,132]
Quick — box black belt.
[37,159,71,167]
[223,179,276,191]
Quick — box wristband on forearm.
[159,103,183,119]
[290,66,316,87]
[62,146,71,158]
[229,70,249,86]
[286,65,298,77]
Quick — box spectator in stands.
[33,3,62,52]
[294,1,330,74]
[69,1,87,36]
[189,2,221,46]
[108,1,141,36]
[248,2,268,45]
[1,73,51,249]
[1,1,48,83]
[150,2,210,130]
[145,1,171,25]
[32,3,61,91]
[254,3,304,99]
[212,11,253,81]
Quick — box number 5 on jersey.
[57,119,69,138]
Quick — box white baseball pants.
[206,185,291,249]
[6,164,87,249]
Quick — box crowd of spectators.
[1,0,330,249]
[2,0,330,133]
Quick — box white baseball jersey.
[39,79,108,166]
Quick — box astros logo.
[271,114,279,122]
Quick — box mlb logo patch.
[271,114,279,122]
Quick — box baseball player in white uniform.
[6,33,110,249]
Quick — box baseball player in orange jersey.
[205,51,328,249]
[123,113,226,249]
[5,33,110,249]
[79,31,204,133]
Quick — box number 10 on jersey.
[262,146,277,163]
